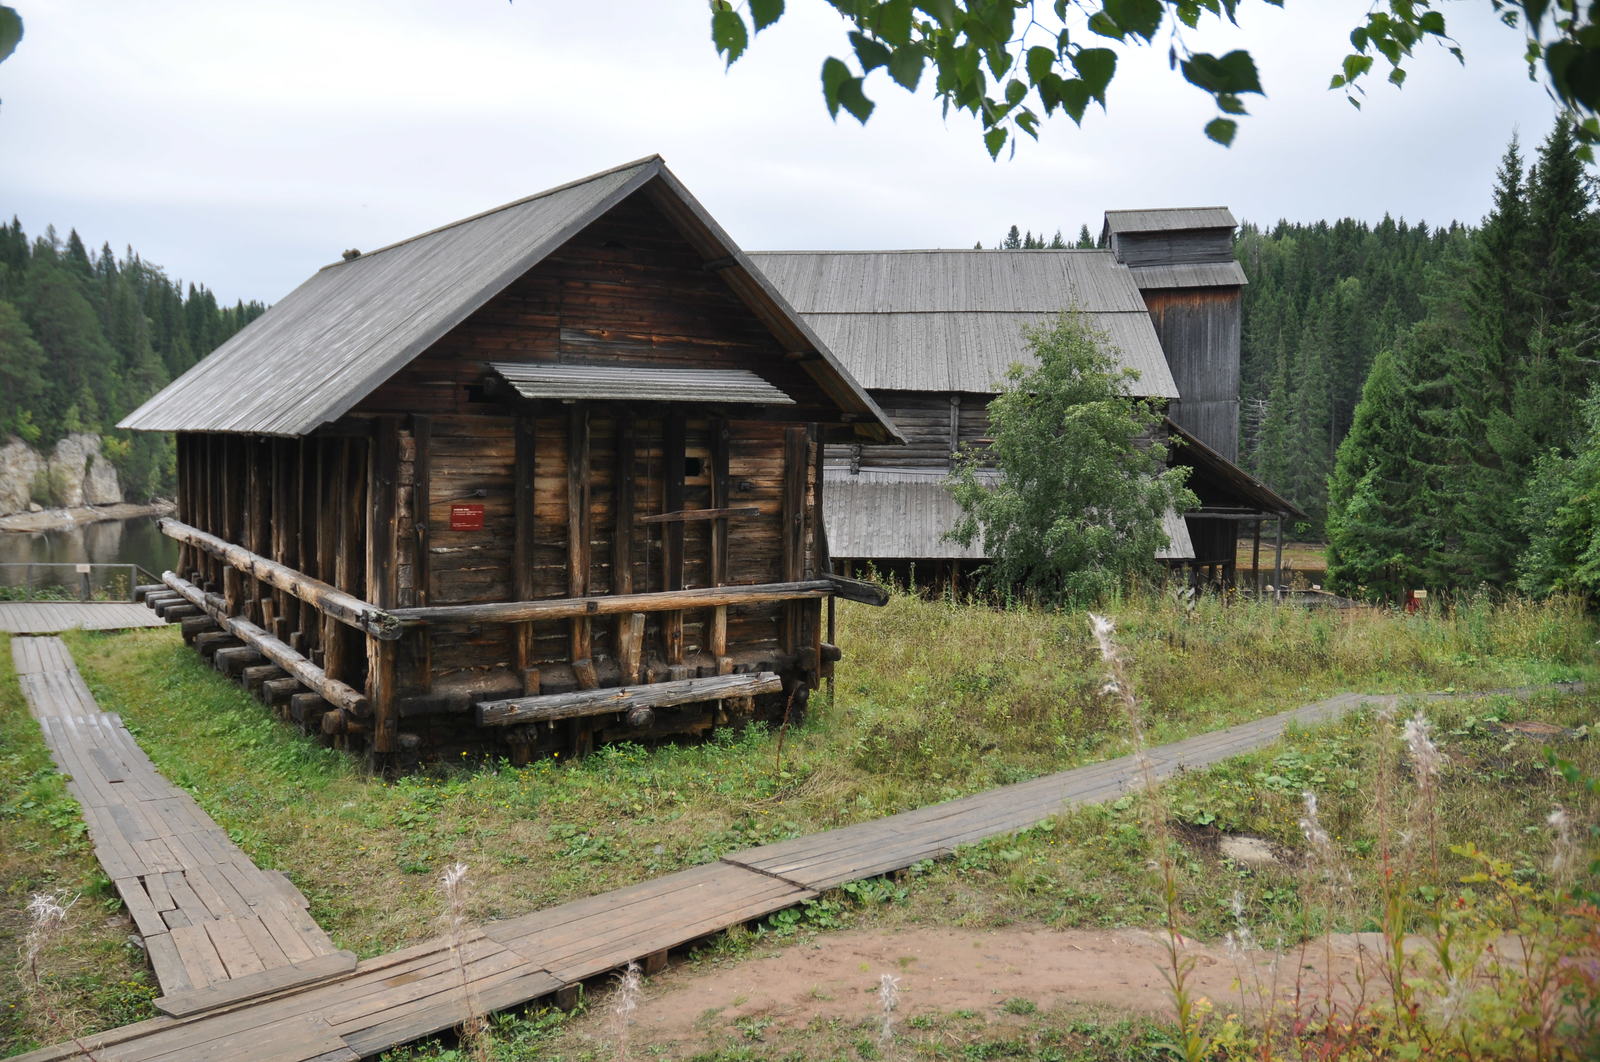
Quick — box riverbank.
[0,500,174,534]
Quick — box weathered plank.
[477,671,782,726]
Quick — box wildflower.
[1548,805,1576,885]
[1401,710,1443,787]
[877,972,900,1049]
[1223,890,1255,957]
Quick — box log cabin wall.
[133,158,890,768]
[823,390,992,474]
[339,192,824,752]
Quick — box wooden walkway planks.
[11,677,1582,1062]
[0,602,171,634]
[10,636,353,1016]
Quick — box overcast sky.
[0,1,1575,305]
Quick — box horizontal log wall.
[824,390,993,474]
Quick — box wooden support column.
[1251,519,1263,598]
[709,419,731,675]
[410,414,432,690]
[271,439,294,642]
[222,437,244,617]
[780,426,808,658]
[202,435,219,587]
[366,417,401,758]
[512,415,538,693]
[809,423,826,683]
[244,439,271,626]
[176,435,194,581]
[316,439,345,674]
[662,411,686,667]
[1273,517,1285,602]
[566,406,596,690]
[613,417,641,683]
[295,438,317,653]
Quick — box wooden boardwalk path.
[11,637,354,1021]
[12,669,1583,1061]
[0,602,169,634]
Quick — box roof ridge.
[1103,205,1232,214]
[315,155,664,272]
[749,248,1111,255]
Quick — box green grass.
[0,633,158,1056]
[3,590,1597,1056]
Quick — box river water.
[0,516,179,596]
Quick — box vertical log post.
[271,439,295,643]
[662,412,686,667]
[176,435,194,582]
[1251,519,1263,598]
[410,414,432,691]
[810,423,826,686]
[780,426,808,660]
[317,439,343,676]
[1273,517,1285,602]
[245,440,272,626]
[513,416,538,694]
[295,438,316,654]
[203,435,219,588]
[366,418,401,760]
[222,437,244,618]
[567,407,596,688]
[709,419,731,675]
[613,417,639,682]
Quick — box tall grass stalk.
[877,972,900,1054]
[438,862,490,1062]
[19,890,99,1062]
[1088,612,1207,1062]
[609,960,642,1061]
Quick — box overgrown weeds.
[3,591,1594,1056]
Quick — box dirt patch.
[566,924,1385,1056]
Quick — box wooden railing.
[159,518,885,727]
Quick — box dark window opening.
[684,456,704,478]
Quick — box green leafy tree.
[709,1,1600,158]
[947,311,1196,605]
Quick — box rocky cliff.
[0,433,124,516]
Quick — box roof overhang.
[1166,417,1304,520]
[491,363,794,406]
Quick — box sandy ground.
[567,924,1388,1055]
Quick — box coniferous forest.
[989,117,1598,601]
[1324,120,1600,600]
[0,221,264,501]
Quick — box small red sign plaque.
[450,503,485,531]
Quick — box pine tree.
[1003,224,1022,250]
[1075,224,1095,249]
[0,298,47,439]
[1326,346,1417,597]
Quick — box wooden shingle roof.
[121,157,897,441]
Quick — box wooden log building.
[120,157,899,766]
[750,206,1302,589]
